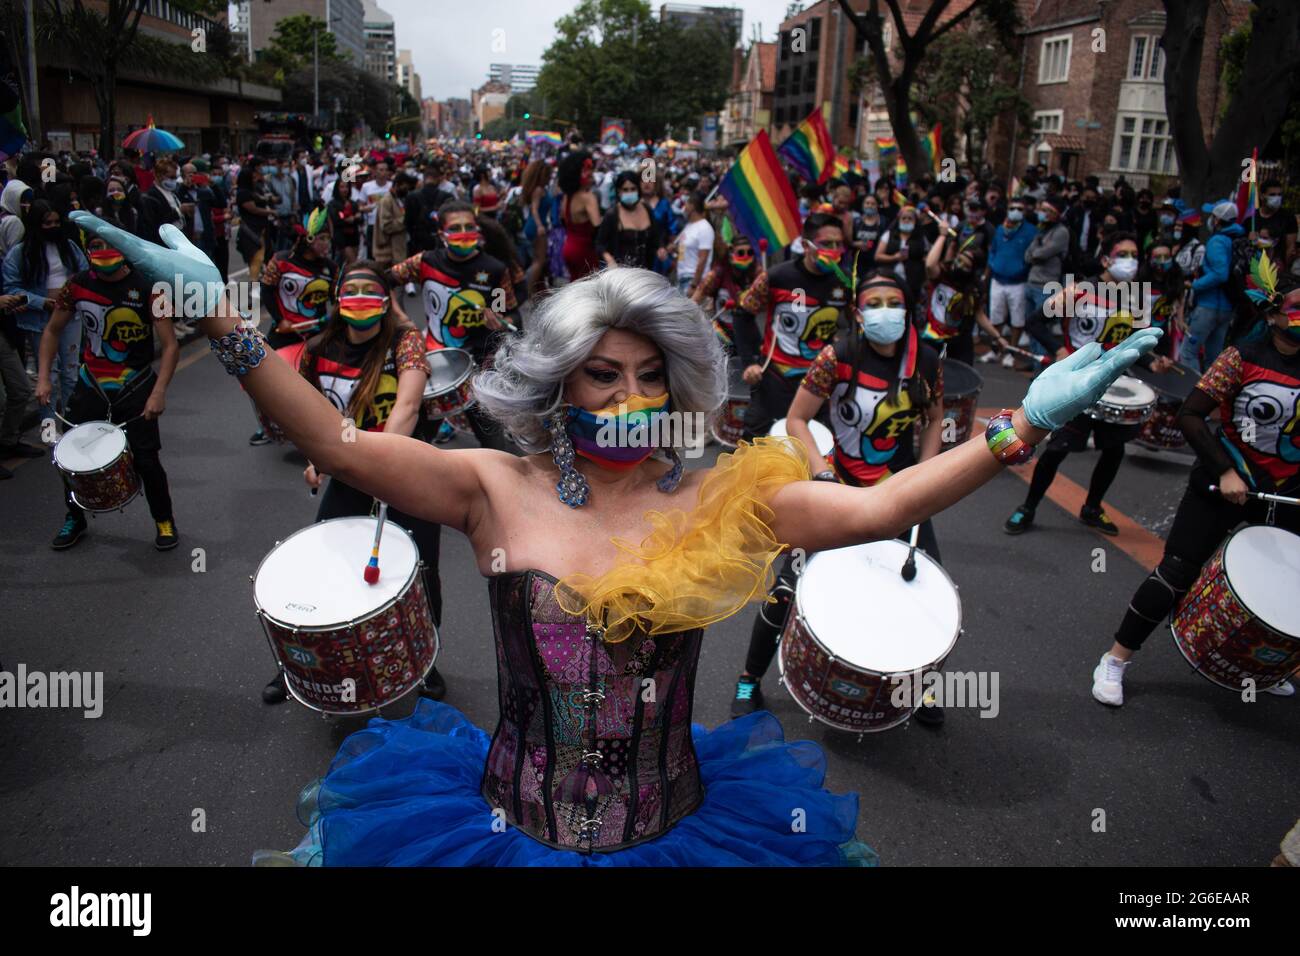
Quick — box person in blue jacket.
[1182,200,1244,372]
[986,195,1038,367]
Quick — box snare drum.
[940,358,983,448]
[1132,362,1195,450]
[711,359,749,447]
[253,517,439,715]
[1171,525,1300,692]
[1087,375,1156,426]
[422,348,476,420]
[52,421,140,513]
[779,541,962,733]
[770,417,834,458]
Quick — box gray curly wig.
[473,267,728,454]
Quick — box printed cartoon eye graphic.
[278,271,309,315]
[835,397,862,428]
[778,309,801,333]
[1244,391,1285,426]
[423,284,445,320]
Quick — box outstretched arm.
[767,330,1162,552]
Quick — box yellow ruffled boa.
[555,436,810,643]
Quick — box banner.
[600,117,627,146]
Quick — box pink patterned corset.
[481,570,704,853]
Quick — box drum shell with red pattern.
[1136,398,1186,449]
[711,359,749,447]
[53,422,141,513]
[940,358,982,449]
[422,348,476,420]
[1172,532,1300,692]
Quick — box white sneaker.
[978,350,999,364]
[1092,653,1130,706]
[1001,353,1015,368]
[1264,679,1295,697]
[174,321,195,336]
[404,282,417,296]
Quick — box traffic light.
[476,132,482,139]
[384,132,392,140]
[523,112,530,120]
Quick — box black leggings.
[315,476,443,629]
[1024,444,1126,511]
[63,377,173,522]
[1113,466,1300,651]
[741,368,802,443]
[743,521,941,678]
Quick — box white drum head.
[53,421,127,473]
[254,517,419,629]
[1223,525,1300,638]
[1101,375,1155,407]
[798,541,961,673]
[770,418,834,457]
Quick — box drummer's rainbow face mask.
[87,247,126,276]
[566,392,672,471]
[444,229,481,258]
[338,293,389,329]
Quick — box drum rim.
[252,516,422,632]
[792,543,963,674]
[939,357,984,398]
[53,420,129,473]
[424,348,475,397]
[1220,525,1300,640]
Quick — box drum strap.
[85,366,156,424]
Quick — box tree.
[835,0,1021,176]
[910,18,1030,167]
[1162,0,1300,205]
[40,0,226,155]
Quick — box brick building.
[1012,0,1251,187]
[722,41,776,149]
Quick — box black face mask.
[41,226,63,241]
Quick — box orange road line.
[975,406,1166,570]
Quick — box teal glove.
[1022,328,1163,431]
[69,212,224,318]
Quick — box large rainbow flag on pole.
[720,129,802,250]
[776,107,834,185]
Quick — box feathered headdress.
[1245,249,1281,310]
[304,206,329,238]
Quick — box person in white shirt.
[674,191,714,295]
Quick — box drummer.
[729,270,948,725]
[1005,233,1175,536]
[731,212,854,441]
[1091,256,1300,706]
[922,229,1010,366]
[386,201,519,451]
[690,228,757,352]
[36,235,180,550]
[262,261,447,705]
[249,208,337,446]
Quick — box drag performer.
[387,201,519,451]
[249,209,337,446]
[70,209,1157,865]
[37,234,180,551]
[729,270,947,722]
[733,212,854,440]
[1005,233,1175,536]
[262,261,447,705]
[1092,254,1300,706]
[922,228,1009,366]
[690,229,756,351]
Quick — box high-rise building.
[488,63,540,94]
[245,0,366,66]
[363,0,397,84]
[397,49,422,102]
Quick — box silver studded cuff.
[209,324,268,377]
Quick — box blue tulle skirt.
[254,700,878,867]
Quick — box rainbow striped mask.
[566,392,672,471]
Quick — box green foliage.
[1220,15,1300,158]
[535,0,736,140]
[280,62,399,134]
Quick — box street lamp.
[314,13,345,122]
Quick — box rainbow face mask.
[444,229,481,257]
[730,250,754,270]
[566,392,672,471]
[812,245,842,274]
[338,293,389,329]
[87,247,125,276]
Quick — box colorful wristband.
[985,408,1035,466]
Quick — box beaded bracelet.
[209,323,267,377]
[985,408,1035,466]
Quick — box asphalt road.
[1,282,1296,867]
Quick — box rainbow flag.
[777,107,834,185]
[1177,208,1202,227]
[896,157,908,188]
[1236,147,1258,223]
[920,123,942,175]
[876,138,897,163]
[720,129,802,250]
[526,130,562,146]
[832,154,849,179]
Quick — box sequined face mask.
[566,392,672,471]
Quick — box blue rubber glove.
[69,212,224,318]
[1022,328,1163,431]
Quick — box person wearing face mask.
[2,201,88,423]
[732,212,853,441]
[1139,238,1186,352]
[1065,187,1102,277]
[1133,189,1158,250]
[557,150,600,281]
[1253,179,1297,268]
[256,208,338,354]
[372,171,415,271]
[1091,258,1300,706]
[1183,200,1246,372]
[1024,194,1070,330]
[595,170,665,271]
[922,230,1007,365]
[986,196,1036,367]
[850,195,886,277]
[261,261,446,706]
[0,178,32,259]
[37,235,180,551]
[387,201,519,451]
[874,204,929,302]
[673,191,715,295]
[691,230,755,350]
[138,157,186,246]
[1007,233,1174,536]
[728,269,948,723]
[235,163,277,283]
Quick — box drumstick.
[1209,486,1300,506]
[901,524,920,582]
[363,502,389,584]
[995,341,1051,367]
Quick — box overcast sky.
[374,0,802,101]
